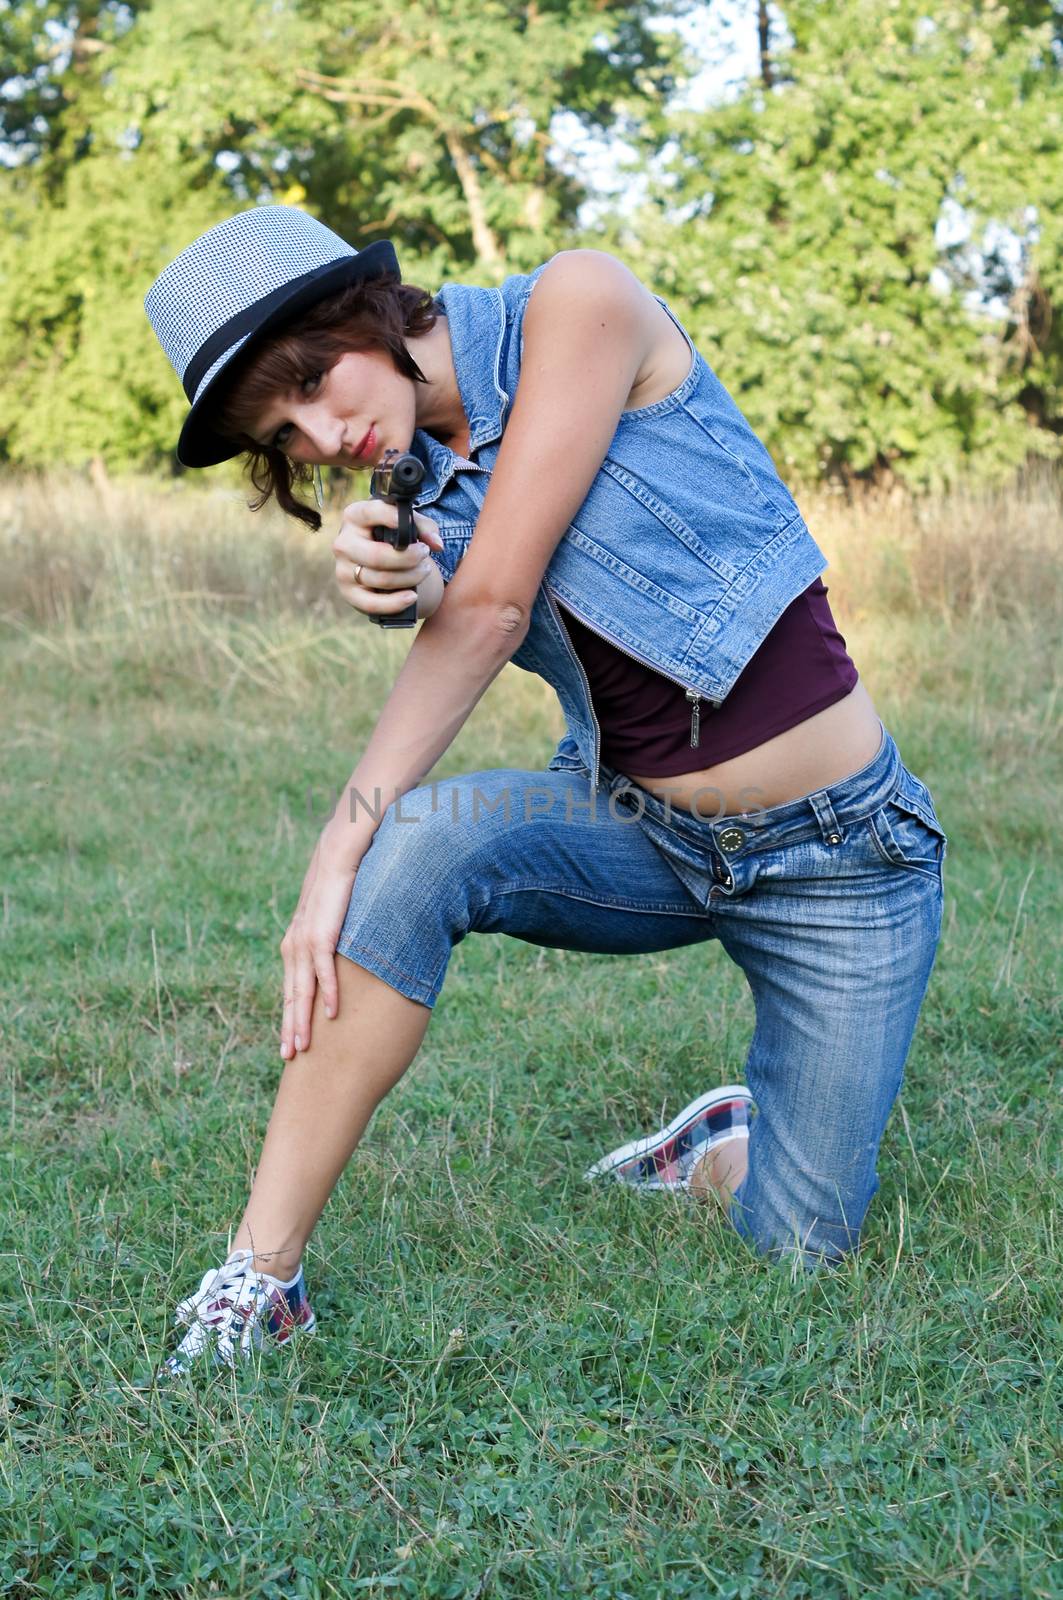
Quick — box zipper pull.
[686,688,701,749]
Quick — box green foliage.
[1,0,1061,485]
[600,0,1063,488]
[0,164,232,465]
[0,0,143,180]
[0,0,686,471]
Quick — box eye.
[268,371,322,450]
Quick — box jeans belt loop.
[809,791,845,846]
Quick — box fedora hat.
[145,205,400,468]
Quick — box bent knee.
[343,795,480,942]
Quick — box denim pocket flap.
[890,790,946,842]
[869,786,947,875]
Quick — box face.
[247,347,417,469]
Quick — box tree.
[601,0,1063,489]
[289,0,691,278]
[0,0,144,180]
[0,0,691,470]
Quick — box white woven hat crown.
[144,205,399,467]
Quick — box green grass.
[0,475,1060,1598]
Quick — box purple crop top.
[556,577,859,776]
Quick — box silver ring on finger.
[352,563,363,584]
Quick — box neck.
[408,314,468,445]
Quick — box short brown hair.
[208,277,440,530]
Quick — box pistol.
[368,448,427,629]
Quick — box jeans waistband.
[599,721,901,860]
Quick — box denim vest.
[410,261,828,788]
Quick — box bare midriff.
[624,680,883,817]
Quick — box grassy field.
[1,471,1060,1598]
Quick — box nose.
[297,403,342,463]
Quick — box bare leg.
[688,1135,749,1208]
[230,956,432,1279]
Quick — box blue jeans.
[336,723,946,1266]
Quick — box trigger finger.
[412,512,442,549]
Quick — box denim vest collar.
[410,279,524,504]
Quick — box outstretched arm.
[282,250,656,1058]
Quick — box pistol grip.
[370,514,418,628]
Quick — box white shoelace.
[169,1250,272,1372]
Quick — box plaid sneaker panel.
[262,1276,316,1345]
[613,1094,752,1188]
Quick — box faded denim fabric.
[337,726,947,1267]
[409,260,829,787]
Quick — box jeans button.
[718,826,745,854]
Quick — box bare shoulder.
[528,249,654,323]
[528,250,692,412]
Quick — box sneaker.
[158,1249,316,1380]
[585,1084,753,1192]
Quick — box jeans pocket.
[867,784,948,879]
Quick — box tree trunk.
[443,129,502,268]
[758,0,774,89]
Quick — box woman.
[144,206,947,1375]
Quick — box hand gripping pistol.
[368,448,427,629]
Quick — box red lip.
[351,425,376,463]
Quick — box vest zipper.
[686,688,701,748]
[547,588,719,770]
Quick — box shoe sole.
[584,1084,752,1182]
